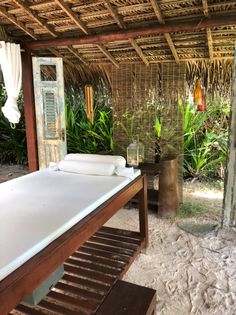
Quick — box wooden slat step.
[89,235,138,251]
[55,282,103,302]
[78,246,131,263]
[95,231,141,245]
[64,264,116,285]
[63,273,109,294]
[99,226,141,240]
[13,226,143,315]
[72,251,127,269]
[48,291,97,313]
[84,242,135,257]
[15,303,49,315]
[66,257,122,276]
[39,299,85,315]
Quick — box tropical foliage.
[65,87,113,154]
[182,98,229,180]
[0,83,229,180]
[0,85,27,164]
[0,85,113,164]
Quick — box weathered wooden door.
[32,57,67,169]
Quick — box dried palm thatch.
[0,0,235,94]
[186,59,233,97]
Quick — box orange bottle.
[194,79,202,105]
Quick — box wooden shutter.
[32,57,67,169]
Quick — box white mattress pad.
[0,169,140,281]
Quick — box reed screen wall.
[111,63,186,163]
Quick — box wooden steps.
[95,280,156,315]
[11,226,145,315]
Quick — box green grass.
[177,201,220,219]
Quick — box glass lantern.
[127,141,139,167]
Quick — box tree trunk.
[223,44,236,226]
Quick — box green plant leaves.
[182,100,229,179]
[65,92,113,154]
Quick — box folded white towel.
[58,160,115,176]
[64,153,126,168]
[48,162,59,171]
[115,166,135,180]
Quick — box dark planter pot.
[158,157,179,218]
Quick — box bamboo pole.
[26,16,236,50]
[85,84,94,123]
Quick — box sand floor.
[106,208,236,315]
[1,165,235,315]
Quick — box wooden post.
[138,175,148,247]
[21,49,39,172]
[222,45,236,226]
[85,84,94,123]
[158,158,179,218]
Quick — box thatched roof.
[0,1,235,89]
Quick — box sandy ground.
[2,165,236,315]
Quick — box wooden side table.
[132,163,160,209]
[132,160,179,217]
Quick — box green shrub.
[182,98,229,180]
[65,87,113,154]
[0,85,27,164]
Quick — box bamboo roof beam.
[103,0,148,66]
[202,0,209,16]
[48,48,81,71]
[55,0,119,67]
[12,0,57,38]
[206,28,214,61]
[97,44,119,68]
[0,5,37,40]
[103,0,126,29]
[67,46,89,66]
[26,15,236,50]
[54,0,89,35]
[150,0,179,64]
[129,39,149,66]
[202,0,214,61]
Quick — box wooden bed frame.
[0,174,148,315]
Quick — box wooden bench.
[95,280,156,315]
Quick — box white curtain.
[0,41,22,124]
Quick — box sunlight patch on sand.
[190,190,223,200]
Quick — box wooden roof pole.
[150,0,179,63]
[97,44,119,68]
[202,0,214,61]
[0,5,37,40]
[129,39,149,66]
[55,0,119,67]
[12,0,57,38]
[0,2,87,67]
[103,0,126,29]
[48,48,83,72]
[54,0,89,35]
[103,0,149,66]
[26,15,236,50]
[67,46,89,66]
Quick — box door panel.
[32,57,67,169]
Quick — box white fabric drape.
[0,41,22,124]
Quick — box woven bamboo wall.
[111,63,186,163]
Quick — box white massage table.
[0,169,148,314]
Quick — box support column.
[21,49,38,172]
[223,44,236,226]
